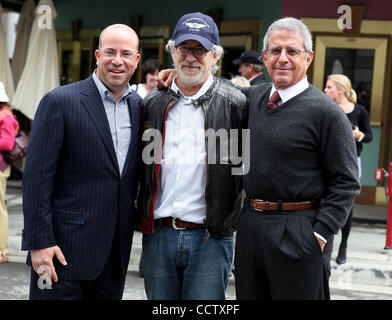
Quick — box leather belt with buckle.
[247,198,321,212]
[156,217,205,230]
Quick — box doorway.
[311,34,389,205]
[217,19,262,79]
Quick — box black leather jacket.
[138,77,248,239]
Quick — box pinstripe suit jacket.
[21,75,141,281]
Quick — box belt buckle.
[253,199,264,212]
[172,218,186,230]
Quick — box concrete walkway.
[5,180,392,298]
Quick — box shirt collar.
[93,70,132,102]
[170,74,214,103]
[270,76,309,103]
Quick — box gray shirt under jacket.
[243,84,361,240]
[93,71,132,175]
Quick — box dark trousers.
[29,225,125,300]
[234,208,331,300]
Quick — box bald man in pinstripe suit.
[22,24,142,300]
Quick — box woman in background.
[131,59,162,99]
[324,74,373,264]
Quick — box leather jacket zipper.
[148,99,177,231]
[201,102,210,243]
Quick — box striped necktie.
[268,91,281,110]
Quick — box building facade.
[3,0,390,206]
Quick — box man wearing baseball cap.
[233,50,268,85]
[138,12,248,300]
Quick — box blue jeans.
[143,225,233,300]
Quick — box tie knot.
[268,91,281,110]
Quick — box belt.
[156,217,205,230]
[247,198,321,212]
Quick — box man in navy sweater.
[234,17,361,300]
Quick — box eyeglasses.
[175,45,208,59]
[100,49,139,60]
[266,47,308,58]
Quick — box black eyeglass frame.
[175,45,209,59]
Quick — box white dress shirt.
[154,75,214,224]
[269,76,309,103]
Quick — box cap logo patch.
[183,18,209,32]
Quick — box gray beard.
[177,70,205,87]
[176,61,208,87]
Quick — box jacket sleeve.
[0,116,17,151]
[22,90,64,250]
[358,104,373,143]
[313,109,361,240]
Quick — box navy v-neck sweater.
[243,84,361,239]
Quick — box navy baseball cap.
[172,12,219,51]
[233,50,262,65]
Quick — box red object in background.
[375,168,384,181]
[386,163,392,249]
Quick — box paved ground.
[2,251,392,300]
[3,182,392,300]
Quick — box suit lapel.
[80,76,120,173]
[121,93,140,178]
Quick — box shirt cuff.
[357,131,365,142]
[314,232,327,243]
